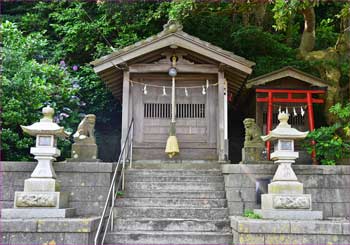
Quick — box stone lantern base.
[2,207,75,219]
[254,162,323,220]
[254,192,323,220]
[254,208,323,220]
[1,177,75,219]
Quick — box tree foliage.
[304,103,350,165]
[1,21,80,160]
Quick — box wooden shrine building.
[91,21,255,161]
[246,66,330,160]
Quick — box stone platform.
[1,208,75,219]
[231,216,350,245]
[1,217,99,245]
[254,209,323,220]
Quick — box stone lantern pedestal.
[254,112,322,220]
[1,106,75,218]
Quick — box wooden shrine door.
[132,79,217,160]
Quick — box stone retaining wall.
[1,217,99,245]
[231,216,350,245]
[0,161,113,216]
[222,164,350,218]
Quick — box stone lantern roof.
[21,106,70,138]
[261,112,308,142]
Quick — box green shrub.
[243,209,262,219]
[304,103,350,165]
[116,191,124,197]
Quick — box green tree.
[1,21,80,160]
[272,0,350,123]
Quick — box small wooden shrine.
[246,66,330,159]
[91,21,255,161]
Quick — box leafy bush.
[243,209,262,219]
[116,191,124,197]
[329,103,350,134]
[304,103,350,165]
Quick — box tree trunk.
[299,7,316,55]
[254,2,267,27]
[242,12,250,26]
[297,6,350,124]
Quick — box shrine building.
[91,21,255,161]
[246,66,330,160]
[91,21,329,162]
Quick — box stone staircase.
[104,163,232,245]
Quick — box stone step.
[126,169,222,177]
[131,162,222,170]
[113,218,231,232]
[114,207,229,219]
[104,231,232,245]
[125,182,225,191]
[123,190,226,199]
[115,197,227,208]
[125,175,224,182]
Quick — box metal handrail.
[94,118,134,245]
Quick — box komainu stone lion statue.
[73,114,96,144]
[71,114,98,161]
[243,118,264,147]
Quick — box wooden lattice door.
[132,79,217,160]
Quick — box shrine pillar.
[121,69,130,148]
[266,91,273,160]
[307,91,317,163]
[218,69,226,161]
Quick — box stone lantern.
[21,106,69,179]
[254,112,323,220]
[2,106,75,218]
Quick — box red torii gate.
[246,67,330,165]
[256,88,326,162]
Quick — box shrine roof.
[246,66,331,89]
[91,21,255,74]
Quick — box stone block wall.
[1,161,113,216]
[222,164,350,218]
[1,217,99,245]
[231,216,350,245]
